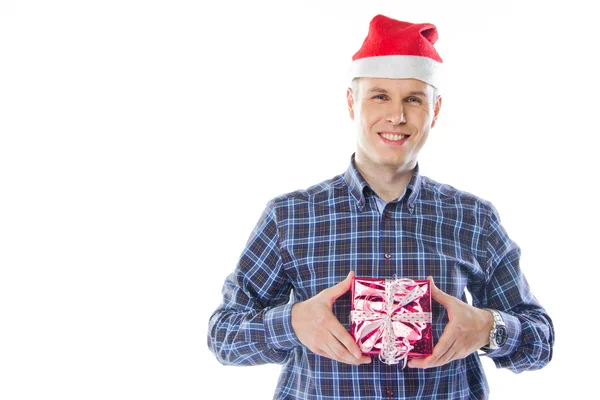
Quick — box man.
[208,14,554,399]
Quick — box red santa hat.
[348,15,443,89]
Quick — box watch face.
[495,325,508,347]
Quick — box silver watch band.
[483,308,507,350]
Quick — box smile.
[378,132,410,146]
[380,133,408,141]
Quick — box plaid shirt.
[208,154,554,399]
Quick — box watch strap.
[483,308,506,349]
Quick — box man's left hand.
[408,276,493,369]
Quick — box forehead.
[358,77,432,95]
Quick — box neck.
[354,154,416,203]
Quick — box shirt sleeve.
[478,201,555,372]
[207,199,302,366]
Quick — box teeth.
[381,133,407,141]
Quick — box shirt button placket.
[385,387,394,398]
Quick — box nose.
[386,107,406,125]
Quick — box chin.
[378,156,406,168]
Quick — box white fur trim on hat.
[348,55,442,90]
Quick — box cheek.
[360,108,385,130]
[404,112,430,131]
[410,106,433,121]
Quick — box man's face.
[347,77,442,171]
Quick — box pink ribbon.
[350,278,431,367]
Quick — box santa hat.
[348,15,443,89]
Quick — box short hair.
[351,77,440,105]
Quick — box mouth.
[378,132,411,146]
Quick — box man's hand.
[291,271,371,365]
[408,276,493,369]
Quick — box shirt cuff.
[483,310,522,358]
[264,302,303,351]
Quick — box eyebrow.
[366,87,429,98]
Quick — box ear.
[430,95,442,128]
[347,87,355,121]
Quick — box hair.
[351,77,440,105]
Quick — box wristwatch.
[483,308,507,349]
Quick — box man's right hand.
[291,270,372,365]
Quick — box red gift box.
[350,277,433,366]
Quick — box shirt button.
[384,252,392,260]
[386,388,394,397]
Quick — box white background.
[1,0,598,399]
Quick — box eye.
[406,96,422,103]
[373,94,388,100]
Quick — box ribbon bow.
[350,278,432,367]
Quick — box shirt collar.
[343,153,422,210]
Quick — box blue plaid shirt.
[208,154,554,399]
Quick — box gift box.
[350,277,433,366]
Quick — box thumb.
[428,276,454,307]
[323,270,355,303]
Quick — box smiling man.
[208,14,554,399]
